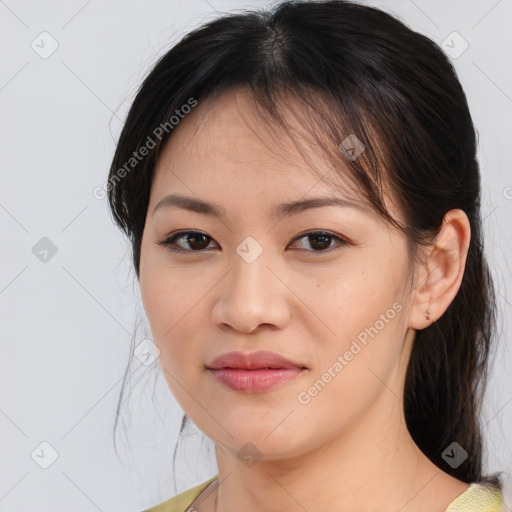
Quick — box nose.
[211,251,291,334]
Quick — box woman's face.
[139,87,417,461]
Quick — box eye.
[157,230,218,253]
[157,229,351,254]
[289,231,350,252]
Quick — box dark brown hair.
[107,0,502,489]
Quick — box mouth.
[213,365,307,370]
[206,350,307,371]
[206,350,308,392]
[207,367,306,392]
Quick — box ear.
[409,209,471,330]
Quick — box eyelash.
[156,230,351,254]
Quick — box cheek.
[140,242,201,337]
[141,274,197,354]
[139,251,225,396]
[140,269,206,408]
[304,256,407,380]
[139,251,198,374]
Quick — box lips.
[206,351,308,392]
[206,350,306,370]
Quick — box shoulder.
[444,482,503,512]
[142,475,219,512]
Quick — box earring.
[425,308,431,321]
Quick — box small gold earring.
[426,308,431,321]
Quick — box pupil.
[310,234,330,250]
[188,233,209,250]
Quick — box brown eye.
[308,233,332,250]
[185,232,211,250]
[157,231,217,252]
[289,231,349,252]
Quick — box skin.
[139,87,472,512]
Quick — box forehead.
[152,87,369,206]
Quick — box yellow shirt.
[143,475,504,512]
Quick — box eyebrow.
[152,193,369,220]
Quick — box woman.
[107,1,504,511]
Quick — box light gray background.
[0,1,511,511]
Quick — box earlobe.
[409,286,434,330]
[409,209,471,330]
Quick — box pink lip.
[209,367,305,392]
[206,350,307,392]
[207,350,306,370]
